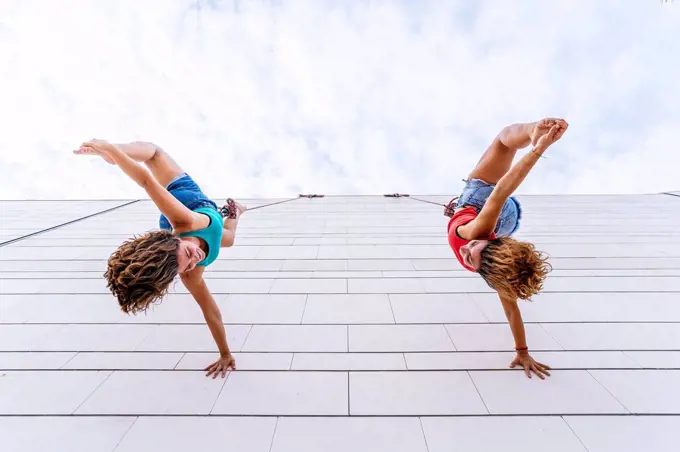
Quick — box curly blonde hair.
[104,230,180,314]
[478,236,552,300]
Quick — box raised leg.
[220,200,247,248]
[112,142,184,188]
[468,119,556,185]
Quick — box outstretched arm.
[181,267,235,378]
[79,140,195,228]
[499,294,551,379]
[460,120,568,239]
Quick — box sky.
[0,0,678,200]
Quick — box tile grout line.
[173,352,187,370]
[387,294,398,324]
[466,370,491,415]
[299,294,309,324]
[0,200,140,247]
[239,324,255,352]
[208,370,232,415]
[267,417,280,452]
[560,416,591,452]
[418,417,432,452]
[538,323,567,350]
[58,352,80,369]
[347,372,351,416]
[112,416,140,452]
[71,369,116,414]
[584,369,630,414]
[442,324,458,352]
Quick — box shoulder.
[451,206,482,240]
[174,209,212,234]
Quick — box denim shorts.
[454,178,522,237]
[159,173,218,230]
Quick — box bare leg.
[221,201,247,248]
[468,119,556,185]
[76,141,183,187]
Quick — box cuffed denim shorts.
[454,178,522,237]
[159,173,218,230]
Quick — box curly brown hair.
[104,230,180,314]
[478,236,552,300]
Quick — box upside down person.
[445,118,568,379]
[75,140,246,378]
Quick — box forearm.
[502,299,528,350]
[184,276,232,356]
[491,145,545,202]
[106,145,153,188]
[203,304,231,356]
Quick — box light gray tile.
[62,352,182,370]
[270,278,347,294]
[0,294,123,323]
[348,278,425,293]
[0,352,76,369]
[350,371,487,415]
[256,246,319,259]
[589,370,680,413]
[422,277,492,293]
[176,353,293,370]
[564,416,680,452]
[0,370,111,414]
[219,294,307,323]
[405,351,640,370]
[350,325,455,352]
[116,417,277,452]
[347,260,415,271]
[422,417,587,452]
[406,352,516,370]
[210,259,283,271]
[625,351,680,368]
[541,323,680,350]
[212,371,348,415]
[38,324,158,352]
[0,325,66,351]
[281,259,347,271]
[530,351,641,369]
[544,276,680,292]
[1,277,108,294]
[242,325,347,352]
[303,294,394,324]
[76,371,225,414]
[193,278,274,294]
[271,417,428,452]
[0,416,136,452]
[136,325,251,352]
[470,370,627,414]
[291,353,406,370]
[445,324,564,351]
[472,292,680,323]
[411,259,459,270]
[389,294,488,323]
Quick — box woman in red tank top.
[445,118,569,379]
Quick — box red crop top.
[447,206,496,272]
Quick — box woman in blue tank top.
[74,139,246,378]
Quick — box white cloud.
[0,0,678,199]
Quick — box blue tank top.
[178,207,222,267]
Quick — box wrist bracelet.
[515,346,528,351]
[531,149,547,159]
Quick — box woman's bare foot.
[232,200,248,216]
[73,146,115,165]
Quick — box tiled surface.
[421,416,588,452]
[2,195,680,450]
